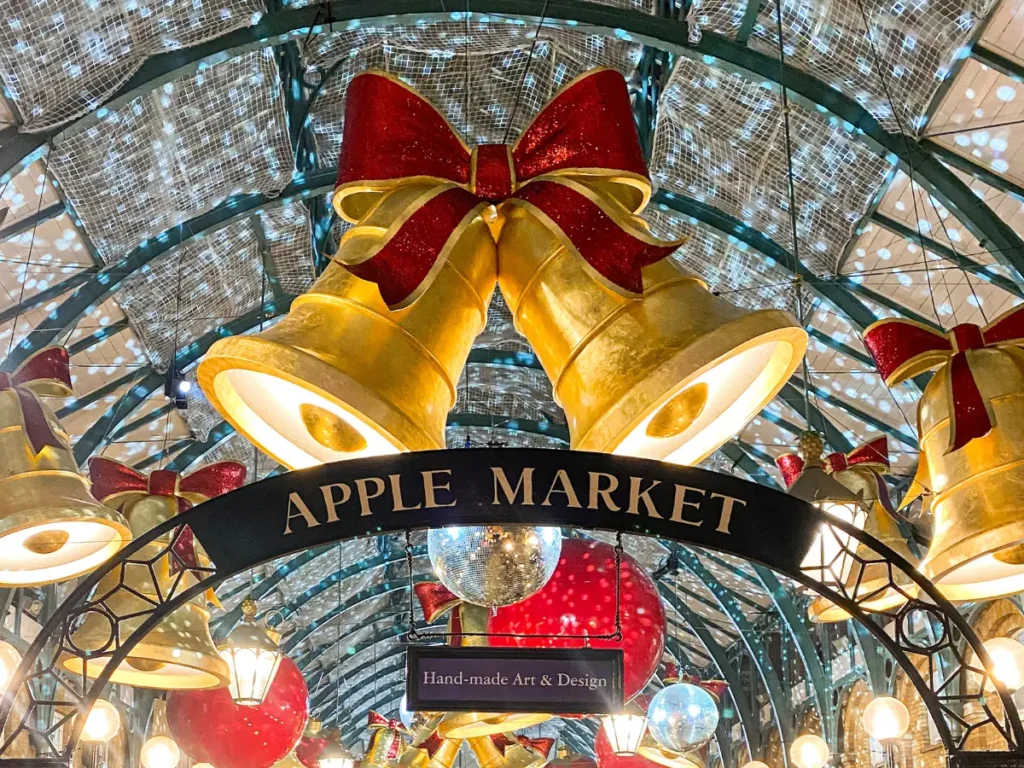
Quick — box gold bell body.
[497,202,807,463]
[0,388,128,586]
[199,183,496,469]
[63,494,229,689]
[916,346,1024,601]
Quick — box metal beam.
[56,370,145,420]
[0,270,93,326]
[870,212,1024,298]
[108,402,176,443]
[65,318,131,356]
[920,137,1024,205]
[0,203,64,244]
[776,382,854,453]
[133,439,191,470]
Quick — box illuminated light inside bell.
[0,521,123,586]
[928,551,1024,601]
[800,500,866,587]
[23,530,69,555]
[646,383,708,438]
[301,403,369,453]
[427,525,562,607]
[617,340,795,466]
[215,370,400,468]
[995,543,1024,565]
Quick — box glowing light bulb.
[982,637,1024,692]
[141,736,180,768]
[0,641,22,692]
[742,763,770,768]
[862,697,910,742]
[80,699,121,743]
[789,734,828,768]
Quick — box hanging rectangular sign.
[406,645,624,714]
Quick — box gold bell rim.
[589,314,807,465]
[197,336,424,470]
[62,650,230,690]
[637,745,702,768]
[438,713,552,738]
[0,512,130,587]
[919,517,1024,602]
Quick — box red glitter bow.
[88,458,246,570]
[0,346,72,456]
[864,307,1024,451]
[491,734,556,759]
[333,68,680,309]
[368,711,409,760]
[665,663,729,703]
[775,437,889,488]
[415,582,479,645]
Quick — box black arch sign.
[187,449,820,577]
[0,449,1021,767]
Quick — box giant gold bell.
[198,183,496,469]
[0,386,128,586]
[914,346,1024,601]
[497,204,807,463]
[63,494,229,689]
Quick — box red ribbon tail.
[512,180,677,296]
[169,524,200,574]
[340,187,486,310]
[16,389,64,457]
[946,351,994,453]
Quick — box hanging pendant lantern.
[864,310,1024,601]
[218,597,284,706]
[318,737,357,768]
[777,432,869,591]
[600,702,648,757]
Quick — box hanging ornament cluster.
[198,68,807,471]
[166,653,309,768]
[864,309,1024,601]
[427,525,561,607]
[776,435,918,618]
[488,538,666,701]
[63,458,246,690]
[0,346,130,586]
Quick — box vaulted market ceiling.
[1,0,1022,754]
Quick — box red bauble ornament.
[594,719,662,768]
[168,655,309,768]
[487,538,665,699]
[296,735,331,768]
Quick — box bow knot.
[333,68,681,309]
[777,437,890,488]
[864,306,1024,451]
[471,145,516,201]
[369,712,407,733]
[0,346,72,456]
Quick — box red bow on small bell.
[0,346,72,456]
[334,68,680,309]
[664,663,729,703]
[490,734,556,759]
[864,307,1024,451]
[775,437,889,488]
[368,711,409,761]
[88,458,246,571]
[415,582,487,645]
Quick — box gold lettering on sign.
[492,467,535,506]
[627,477,663,518]
[389,474,422,511]
[710,493,744,534]
[422,470,457,508]
[354,477,385,516]
[671,485,705,526]
[587,472,621,511]
[284,492,320,535]
[542,470,582,508]
[320,483,351,523]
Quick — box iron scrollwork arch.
[0,449,1018,765]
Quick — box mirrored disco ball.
[647,683,719,752]
[427,525,562,607]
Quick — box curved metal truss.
[0,478,1020,765]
